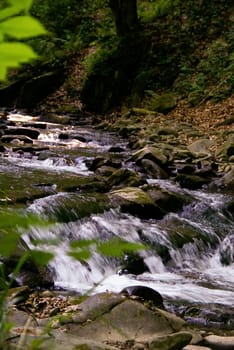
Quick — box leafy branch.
[0,0,47,81]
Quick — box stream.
[1,111,234,329]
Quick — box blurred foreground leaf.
[97,238,146,257]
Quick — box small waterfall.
[24,187,234,305]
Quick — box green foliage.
[176,38,234,105]
[0,0,47,81]
[97,238,146,258]
[68,237,146,261]
[139,0,180,22]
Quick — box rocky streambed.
[0,108,234,350]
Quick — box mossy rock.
[187,139,214,158]
[147,93,177,114]
[144,185,191,213]
[107,168,144,188]
[217,136,234,160]
[130,146,168,166]
[109,186,164,219]
[140,159,169,179]
[30,192,110,222]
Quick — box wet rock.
[204,335,234,350]
[120,285,164,309]
[89,157,121,172]
[176,164,196,175]
[140,158,169,179]
[4,127,40,139]
[144,184,191,213]
[175,174,210,190]
[59,133,69,140]
[107,168,144,188]
[109,186,164,219]
[148,331,192,350]
[73,135,87,142]
[182,304,234,329]
[96,165,116,177]
[1,134,34,144]
[22,122,47,129]
[118,254,150,275]
[130,146,168,166]
[30,192,110,222]
[108,146,125,153]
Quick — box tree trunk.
[109,0,139,37]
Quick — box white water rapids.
[1,112,234,321]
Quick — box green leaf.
[0,210,49,231]
[0,6,21,21]
[31,238,60,246]
[69,239,97,249]
[8,0,33,12]
[68,250,91,261]
[97,238,146,258]
[30,250,54,266]
[0,42,38,80]
[0,232,20,257]
[0,16,47,39]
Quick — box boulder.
[187,139,214,158]
[71,292,125,324]
[109,186,164,219]
[141,158,169,179]
[107,168,144,188]
[118,254,150,275]
[144,184,191,213]
[130,146,168,166]
[175,174,210,190]
[120,285,164,308]
[66,298,187,344]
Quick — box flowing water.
[1,112,234,328]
